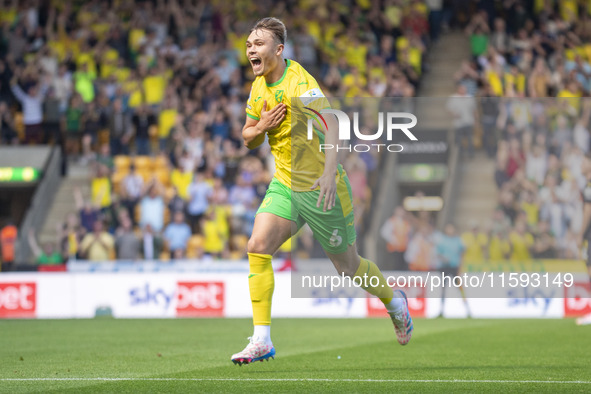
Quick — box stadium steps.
[417,31,470,129]
[419,32,499,230]
[453,151,498,231]
[38,163,90,244]
[366,31,472,263]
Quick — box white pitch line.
[0,378,590,384]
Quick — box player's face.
[246,29,282,77]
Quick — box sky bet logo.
[304,108,418,152]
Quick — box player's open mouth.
[250,57,262,71]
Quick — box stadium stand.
[388,0,591,269]
[0,0,430,265]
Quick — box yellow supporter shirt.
[123,79,143,108]
[245,59,339,191]
[0,7,16,24]
[203,220,224,253]
[91,23,111,40]
[505,72,526,94]
[91,177,112,208]
[80,232,115,261]
[461,231,488,262]
[115,67,131,83]
[488,235,510,261]
[487,70,504,96]
[214,206,230,240]
[170,169,192,200]
[560,0,578,22]
[100,48,120,79]
[408,47,422,75]
[509,232,534,261]
[158,109,177,139]
[48,40,67,61]
[385,5,402,28]
[228,32,249,67]
[129,28,145,52]
[76,52,97,78]
[143,74,166,105]
[521,202,539,227]
[558,89,582,113]
[344,44,368,74]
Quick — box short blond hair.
[250,17,286,45]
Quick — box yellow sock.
[354,257,393,305]
[248,252,274,326]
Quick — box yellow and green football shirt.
[245,59,332,192]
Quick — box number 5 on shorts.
[329,229,342,247]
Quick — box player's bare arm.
[311,114,338,211]
[242,100,286,149]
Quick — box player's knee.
[247,235,269,255]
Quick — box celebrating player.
[231,17,413,365]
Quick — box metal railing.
[15,146,63,264]
[436,130,460,229]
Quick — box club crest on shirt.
[261,196,272,208]
[275,90,284,103]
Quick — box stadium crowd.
[387,0,591,271]
[377,0,591,271]
[0,0,434,263]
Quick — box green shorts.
[256,169,357,254]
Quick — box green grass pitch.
[0,318,590,393]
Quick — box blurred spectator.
[488,230,510,261]
[229,172,256,214]
[436,223,464,269]
[63,94,85,157]
[0,101,17,144]
[168,187,187,214]
[74,187,100,234]
[447,84,476,158]
[380,206,412,270]
[28,229,62,265]
[0,221,17,270]
[96,144,114,173]
[461,221,488,263]
[170,162,192,200]
[187,171,212,233]
[79,219,115,261]
[435,223,469,316]
[80,101,107,164]
[532,220,557,259]
[141,224,163,260]
[163,211,192,255]
[465,11,490,58]
[108,98,132,156]
[139,180,165,232]
[201,209,227,259]
[115,216,140,260]
[508,221,534,261]
[120,164,144,223]
[10,72,48,144]
[479,89,500,157]
[132,105,156,156]
[405,224,437,271]
[91,164,112,213]
[59,212,83,261]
